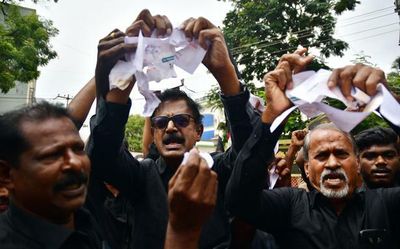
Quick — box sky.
[20,0,400,116]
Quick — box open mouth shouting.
[321,169,348,189]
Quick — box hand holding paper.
[181,17,240,96]
[269,64,400,132]
[262,49,314,124]
[165,148,217,249]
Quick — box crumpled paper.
[109,28,207,116]
[270,69,400,132]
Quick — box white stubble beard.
[319,168,350,199]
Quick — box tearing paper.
[268,165,279,190]
[181,152,214,169]
[270,69,400,132]
[109,28,207,116]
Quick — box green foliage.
[0,3,58,93]
[387,72,400,96]
[222,0,358,85]
[351,113,389,135]
[125,115,145,152]
[388,56,400,95]
[204,85,224,111]
[282,109,308,138]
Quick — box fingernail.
[166,28,172,35]
[346,96,354,101]
[328,81,334,88]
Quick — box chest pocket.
[361,192,393,249]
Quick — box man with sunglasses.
[88,9,257,249]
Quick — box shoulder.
[0,212,39,248]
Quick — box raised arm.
[181,18,254,161]
[87,9,172,199]
[226,50,313,232]
[181,17,240,96]
[67,77,96,129]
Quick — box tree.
[0,3,58,93]
[125,114,146,152]
[387,56,400,96]
[222,0,359,84]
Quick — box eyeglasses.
[151,114,195,129]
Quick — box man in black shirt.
[88,9,256,249]
[355,127,400,189]
[0,102,105,249]
[226,54,400,249]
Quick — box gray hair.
[303,123,358,161]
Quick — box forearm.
[285,144,301,170]
[213,63,241,96]
[68,77,96,129]
[226,121,281,220]
[221,88,256,154]
[87,98,144,201]
[142,117,153,157]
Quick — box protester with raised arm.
[226,52,400,248]
[87,9,258,248]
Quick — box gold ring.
[110,32,116,39]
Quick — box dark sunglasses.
[151,114,195,129]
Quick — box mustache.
[163,133,185,144]
[321,168,348,182]
[53,171,88,192]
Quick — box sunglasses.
[151,114,195,129]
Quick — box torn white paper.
[181,151,214,169]
[268,165,279,190]
[109,28,207,116]
[270,69,400,132]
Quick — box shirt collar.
[8,202,95,249]
[8,202,72,249]
[309,187,366,209]
[156,157,168,175]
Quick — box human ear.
[304,162,310,178]
[196,124,204,142]
[0,160,14,190]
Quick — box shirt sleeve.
[86,97,145,202]
[212,87,257,188]
[220,87,258,155]
[225,120,292,233]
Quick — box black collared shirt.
[226,121,400,249]
[0,203,105,249]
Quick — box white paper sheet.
[270,70,400,132]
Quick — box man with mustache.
[226,54,400,248]
[355,127,400,189]
[0,102,105,248]
[88,9,257,248]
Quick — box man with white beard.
[302,123,356,201]
[226,52,400,248]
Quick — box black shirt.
[226,121,400,249]
[87,89,257,249]
[85,176,135,249]
[0,202,105,249]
